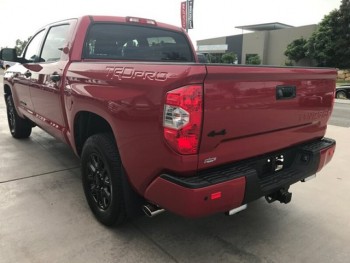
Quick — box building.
[197,22,317,66]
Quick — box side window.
[24,30,45,63]
[41,25,69,62]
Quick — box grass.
[336,80,350,86]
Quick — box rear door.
[198,65,336,169]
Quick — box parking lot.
[1,71,350,263]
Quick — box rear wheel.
[336,91,347,99]
[81,133,127,226]
[5,94,32,138]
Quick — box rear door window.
[40,24,70,62]
[84,23,194,62]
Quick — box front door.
[29,24,71,142]
[12,30,46,116]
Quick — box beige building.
[197,23,317,66]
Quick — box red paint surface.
[145,177,246,218]
[317,144,336,172]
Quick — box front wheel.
[336,91,347,99]
[81,133,127,226]
[5,95,32,138]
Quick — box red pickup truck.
[1,16,336,226]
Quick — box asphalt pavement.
[329,99,350,127]
[1,71,350,263]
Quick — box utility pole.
[186,0,189,32]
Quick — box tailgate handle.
[276,85,296,100]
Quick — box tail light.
[163,85,203,155]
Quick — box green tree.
[15,37,31,56]
[308,0,350,67]
[221,52,237,64]
[336,0,350,68]
[206,53,220,63]
[284,37,308,62]
[284,60,294,66]
[307,10,340,66]
[246,54,261,65]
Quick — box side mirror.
[0,48,18,62]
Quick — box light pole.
[186,0,189,33]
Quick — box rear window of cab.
[83,23,194,62]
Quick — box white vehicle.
[1,60,17,70]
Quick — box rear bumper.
[144,137,336,218]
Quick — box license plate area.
[255,149,297,179]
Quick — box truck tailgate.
[198,65,336,169]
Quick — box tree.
[15,37,31,56]
[307,10,340,67]
[307,0,350,67]
[284,37,308,63]
[335,0,350,68]
[246,54,261,65]
[221,52,237,64]
[206,53,220,63]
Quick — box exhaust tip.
[142,203,165,218]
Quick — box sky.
[0,0,342,49]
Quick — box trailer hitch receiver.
[265,188,292,204]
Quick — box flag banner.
[181,1,187,30]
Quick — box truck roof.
[43,15,184,33]
[90,16,184,32]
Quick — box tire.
[336,91,347,99]
[81,133,127,226]
[5,95,32,139]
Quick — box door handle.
[276,85,296,100]
[24,71,32,78]
[50,73,61,83]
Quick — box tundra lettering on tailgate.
[298,110,330,122]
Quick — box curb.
[335,99,350,104]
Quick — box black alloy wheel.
[5,95,32,138]
[7,96,16,133]
[81,133,127,226]
[86,152,112,211]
